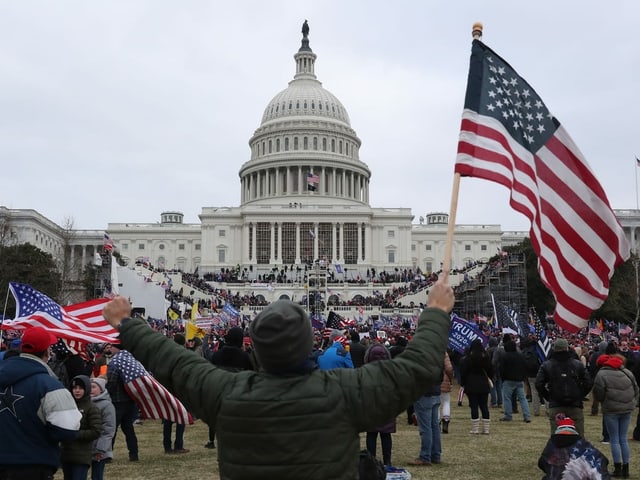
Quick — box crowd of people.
[3,267,640,479]
[138,257,491,315]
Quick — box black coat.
[460,351,493,394]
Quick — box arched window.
[303,137,308,149]
[268,140,272,153]
[322,138,327,151]
[276,138,280,152]
[331,139,336,152]
[313,137,318,150]
[294,137,299,150]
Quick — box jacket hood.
[597,354,625,369]
[549,349,574,362]
[70,374,92,399]
[0,355,50,386]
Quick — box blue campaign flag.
[449,313,489,355]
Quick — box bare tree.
[56,216,79,304]
[0,208,17,248]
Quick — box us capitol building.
[3,24,639,304]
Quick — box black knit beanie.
[250,300,313,371]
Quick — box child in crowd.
[90,377,116,480]
[538,416,611,480]
[61,375,102,480]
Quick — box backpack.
[358,449,386,480]
[548,359,583,405]
[523,348,541,376]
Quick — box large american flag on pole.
[3,282,118,344]
[455,39,630,332]
[109,350,192,424]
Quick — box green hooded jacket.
[118,307,450,480]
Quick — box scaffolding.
[454,253,528,321]
[93,252,112,299]
[306,261,327,315]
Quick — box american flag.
[532,308,552,362]
[4,282,117,344]
[491,294,522,336]
[103,233,115,253]
[619,323,632,336]
[326,310,343,330]
[109,350,192,424]
[339,317,356,329]
[306,172,319,191]
[455,39,630,332]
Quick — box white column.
[243,223,249,263]
[352,173,356,200]
[81,246,86,280]
[339,223,344,263]
[357,223,362,263]
[277,223,283,262]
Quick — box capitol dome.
[239,22,370,207]
[261,81,351,126]
[260,23,351,127]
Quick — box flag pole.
[443,22,484,280]
[633,157,640,210]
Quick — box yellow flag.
[186,321,205,340]
[191,301,199,321]
[168,308,179,321]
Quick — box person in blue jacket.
[0,327,81,480]
[317,331,354,370]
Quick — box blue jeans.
[91,460,106,480]
[502,380,530,420]
[491,376,503,406]
[113,401,139,460]
[413,395,441,463]
[603,413,632,464]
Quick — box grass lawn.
[60,386,638,479]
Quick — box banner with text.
[449,313,489,354]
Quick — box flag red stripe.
[456,110,629,331]
[126,376,191,424]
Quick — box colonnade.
[241,165,369,203]
[242,221,371,266]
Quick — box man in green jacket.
[103,277,454,480]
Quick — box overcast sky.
[1,1,638,233]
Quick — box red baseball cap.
[21,327,58,354]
